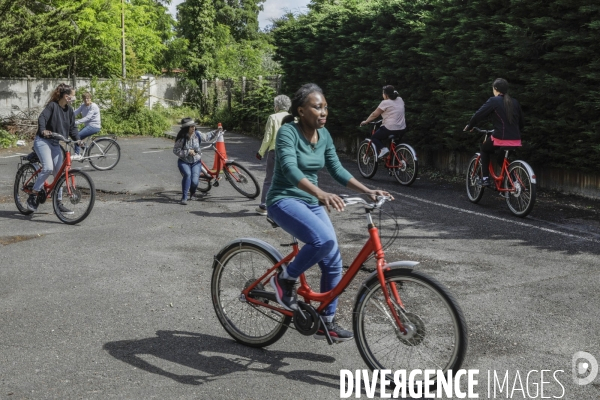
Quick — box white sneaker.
[378,147,389,159]
[71,154,83,161]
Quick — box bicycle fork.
[368,212,409,336]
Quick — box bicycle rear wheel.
[504,161,536,217]
[357,140,378,179]
[52,170,96,224]
[14,163,37,215]
[88,138,121,170]
[391,145,418,186]
[211,241,290,347]
[466,155,485,203]
[224,161,260,198]
[353,268,467,380]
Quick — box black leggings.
[371,126,406,153]
[480,135,508,178]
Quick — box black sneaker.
[314,319,354,342]
[57,202,74,215]
[26,194,38,212]
[270,272,298,311]
[476,177,491,187]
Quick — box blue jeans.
[178,159,201,200]
[33,136,63,200]
[75,126,101,154]
[259,150,275,208]
[267,198,343,317]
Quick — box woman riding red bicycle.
[267,83,392,342]
[360,85,407,159]
[464,78,524,187]
[28,83,81,213]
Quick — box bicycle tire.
[224,161,260,199]
[504,161,536,218]
[391,144,418,186]
[466,155,485,203]
[211,241,291,347]
[357,140,378,179]
[52,170,96,224]
[353,268,467,381]
[88,138,121,170]
[14,163,37,215]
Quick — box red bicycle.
[211,195,467,382]
[194,128,260,199]
[357,120,418,185]
[14,133,96,224]
[466,127,536,217]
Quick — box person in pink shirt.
[360,85,407,159]
[464,78,524,187]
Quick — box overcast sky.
[168,0,311,30]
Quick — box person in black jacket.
[464,78,524,186]
[27,83,81,213]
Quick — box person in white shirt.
[72,92,102,160]
[360,85,407,159]
[254,94,291,216]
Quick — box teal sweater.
[266,123,353,206]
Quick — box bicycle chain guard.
[293,301,320,336]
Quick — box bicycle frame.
[472,151,518,193]
[20,145,75,199]
[241,208,409,335]
[368,122,411,171]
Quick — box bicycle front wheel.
[14,163,38,215]
[211,242,290,347]
[88,138,121,170]
[357,140,378,179]
[466,155,485,203]
[504,161,536,218]
[224,161,260,198]
[353,268,467,379]
[52,170,96,224]
[391,145,418,186]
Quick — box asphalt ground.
[0,131,598,399]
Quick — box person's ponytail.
[282,114,295,125]
[493,78,514,125]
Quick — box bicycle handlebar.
[369,119,383,125]
[341,194,392,209]
[471,127,494,134]
[48,132,74,143]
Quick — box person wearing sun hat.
[173,117,204,205]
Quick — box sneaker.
[314,319,354,342]
[26,194,38,212]
[255,206,267,216]
[378,147,389,159]
[57,202,74,215]
[180,198,188,205]
[270,272,298,311]
[71,154,83,161]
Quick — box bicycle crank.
[293,301,320,336]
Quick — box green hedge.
[273,0,600,171]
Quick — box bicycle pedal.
[279,242,297,247]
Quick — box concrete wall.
[0,76,186,116]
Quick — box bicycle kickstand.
[318,315,335,345]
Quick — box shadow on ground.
[103,330,339,387]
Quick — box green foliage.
[152,103,202,124]
[0,0,176,77]
[177,0,277,81]
[80,77,170,137]
[206,79,277,136]
[273,0,600,171]
[0,129,16,148]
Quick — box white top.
[377,97,406,131]
[74,102,101,129]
